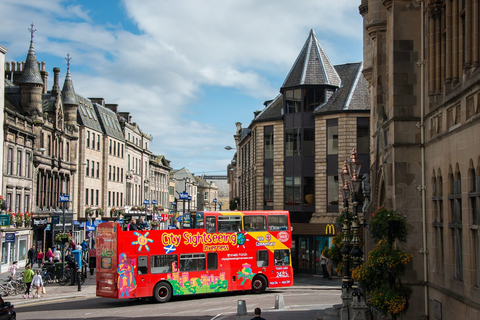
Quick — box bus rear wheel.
[251,275,267,294]
[153,281,172,303]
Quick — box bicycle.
[40,270,54,286]
[0,276,24,296]
[57,267,85,286]
[0,281,14,296]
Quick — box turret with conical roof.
[62,53,79,128]
[19,23,44,120]
[282,29,341,89]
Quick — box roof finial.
[65,53,71,70]
[28,22,37,42]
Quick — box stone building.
[3,31,79,265]
[230,29,370,274]
[360,0,480,319]
[120,112,152,210]
[195,175,220,211]
[149,155,172,213]
[76,98,126,224]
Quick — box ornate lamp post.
[346,150,363,272]
[339,149,364,320]
[340,161,353,320]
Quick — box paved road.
[2,268,342,319]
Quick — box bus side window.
[218,215,242,233]
[268,215,289,231]
[207,252,217,270]
[244,215,266,232]
[180,253,206,271]
[151,254,178,274]
[206,216,216,233]
[256,250,269,267]
[137,256,148,275]
[274,249,290,266]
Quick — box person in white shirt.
[31,270,44,298]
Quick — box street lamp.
[224,146,236,150]
[339,148,364,319]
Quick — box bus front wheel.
[251,275,267,294]
[153,281,172,303]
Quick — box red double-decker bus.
[96,210,293,303]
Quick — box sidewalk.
[0,266,96,306]
[1,267,342,319]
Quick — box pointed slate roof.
[282,29,341,89]
[314,62,370,114]
[62,68,78,105]
[19,40,44,86]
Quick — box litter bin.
[55,262,66,278]
[72,250,82,269]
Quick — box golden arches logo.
[325,224,335,235]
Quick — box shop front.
[291,223,337,275]
[1,229,31,272]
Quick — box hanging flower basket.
[0,196,6,212]
[150,220,159,229]
[118,209,125,216]
[369,206,407,243]
[85,207,94,216]
[54,232,73,244]
[110,208,117,216]
[98,208,104,216]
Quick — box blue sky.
[1,0,364,175]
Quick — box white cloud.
[1,0,363,174]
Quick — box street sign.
[52,216,60,224]
[0,215,10,226]
[213,198,217,203]
[178,192,189,200]
[152,200,157,205]
[5,233,15,243]
[59,194,70,202]
[219,202,223,206]
[143,199,149,205]
[187,196,192,201]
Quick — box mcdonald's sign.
[325,224,336,235]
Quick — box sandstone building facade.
[360,0,480,318]
[230,29,370,274]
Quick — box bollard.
[77,270,81,291]
[237,300,247,315]
[275,294,285,309]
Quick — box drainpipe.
[418,0,429,318]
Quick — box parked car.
[0,296,15,320]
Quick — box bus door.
[134,255,151,298]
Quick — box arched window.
[449,165,463,281]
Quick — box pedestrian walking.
[326,258,334,279]
[320,253,330,279]
[68,253,78,285]
[22,265,35,299]
[32,269,44,298]
[36,249,44,268]
[45,248,55,263]
[26,245,35,267]
[8,261,18,279]
[251,307,266,320]
[53,247,61,263]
